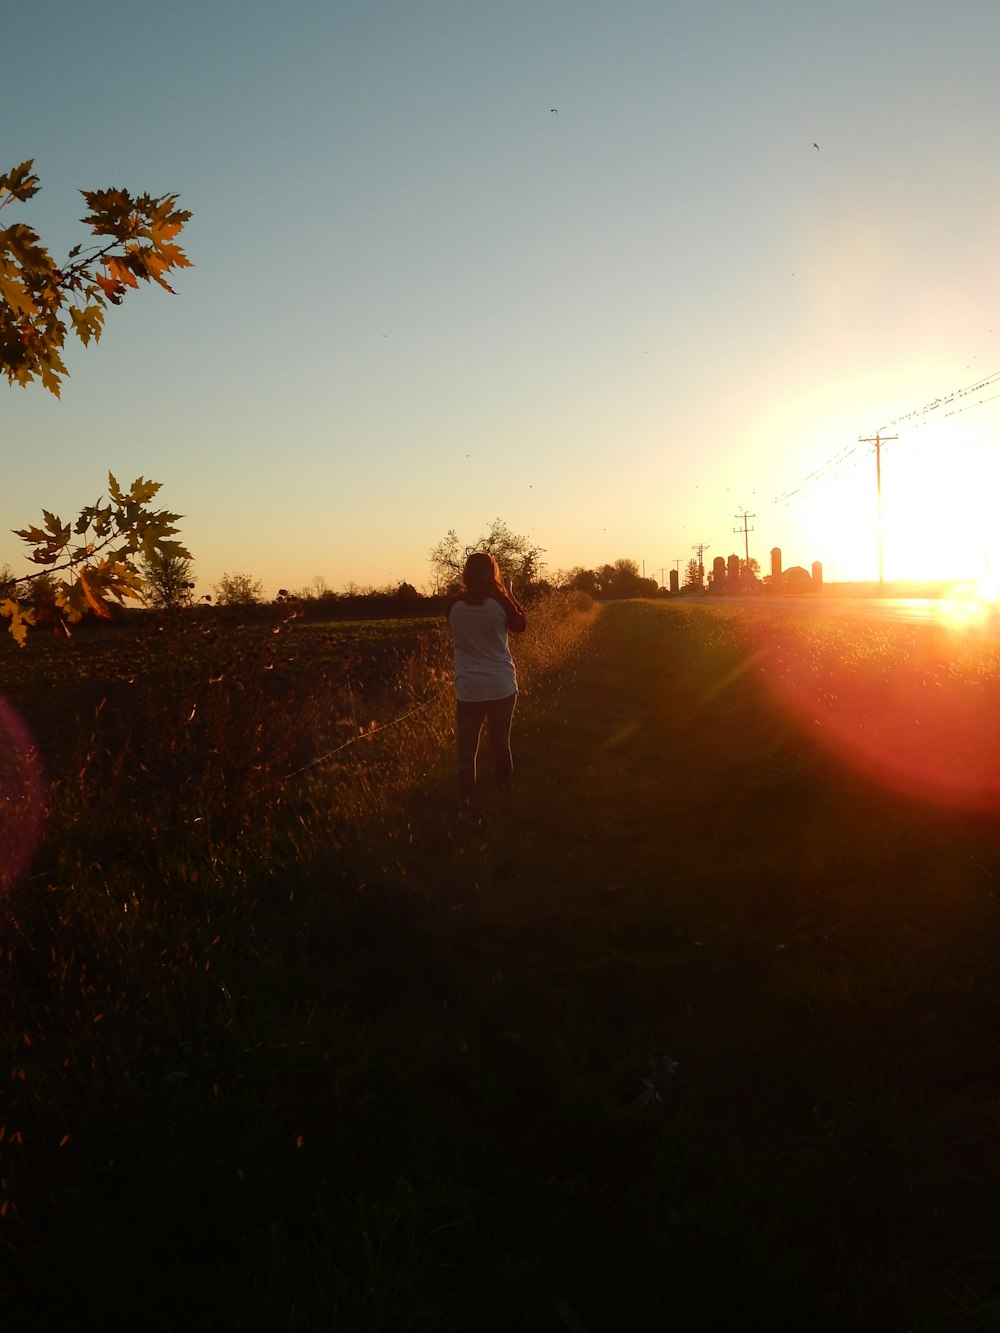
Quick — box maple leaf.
[14,523,54,545]
[0,161,41,204]
[69,304,104,346]
[0,598,34,648]
[38,356,63,397]
[124,476,163,506]
[103,255,139,290]
[78,568,114,619]
[95,272,126,304]
[42,510,71,544]
[0,269,40,318]
[1,222,54,275]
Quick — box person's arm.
[497,591,526,633]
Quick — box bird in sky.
[813,142,819,150]
[550,107,558,113]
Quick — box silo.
[771,547,782,580]
[812,560,823,589]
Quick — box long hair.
[461,551,507,604]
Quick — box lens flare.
[935,578,1000,634]
[759,619,1000,815]
[0,697,46,891]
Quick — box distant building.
[781,565,813,593]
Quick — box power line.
[761,368,1000,512]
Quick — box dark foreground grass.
[3,600,1000,1330]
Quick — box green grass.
[3,597,1000,1330]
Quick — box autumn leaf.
[0,161,41,204]
[0,599,34,648]
[95,272,126,304]
[1,222,51,272]
[0,270,39,318]
[69,303,104,347]
[78,569,114,619]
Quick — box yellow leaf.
[0,598,34,648]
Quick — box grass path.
[379,600,1000,1330]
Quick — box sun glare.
[935,576,1000,632]
[783,406,1000,588]
[889,422,1000,581]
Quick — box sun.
[778,413,1000,588]
[877,424,998,585]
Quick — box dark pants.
[455,694,517,803]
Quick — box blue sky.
[5,0,1000,594]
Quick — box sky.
[4,0,1000,597]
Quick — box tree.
[1,474,190,644]
[214,572,263,607]
[562,566,601,597]
[141,547,195,609]
[1,160,191,396]
[683,557,702,589]
[429,518,544,594]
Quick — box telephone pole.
[733,511,755,568]
[692,543,710,588]
[859,432,897,586]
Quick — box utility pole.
[733,511,755,568]
[659,567,666,588]
[859,432,897,587]
[692,542,710,587]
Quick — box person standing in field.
[446,551,527,811]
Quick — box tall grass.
[0,591,599,1331]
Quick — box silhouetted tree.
[214,572,263,606]
[142,548,194,609]
[429,518,544,594]
[684,558,702,589]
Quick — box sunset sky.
[4,1,1000,596]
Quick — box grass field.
[2,597,999,1331]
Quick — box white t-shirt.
[447,597,519,702]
